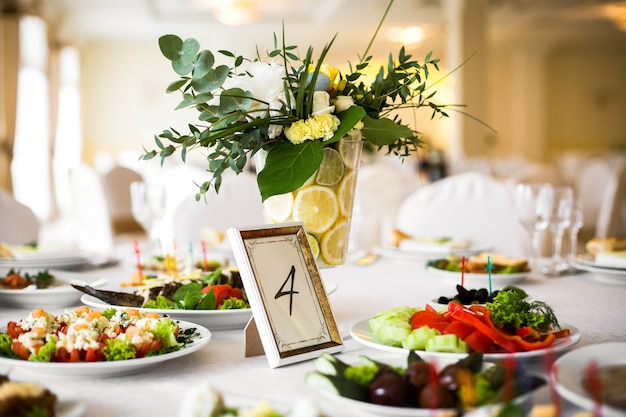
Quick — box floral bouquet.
[144,0,451,203]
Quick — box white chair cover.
[395,171,529,257]
[596,160,626,238]
[0,189,40,245]
[170,171,264,245]
[68,163,115,256]
[101,165,144,235]
[350,161,419,253]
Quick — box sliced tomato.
[229,287,243,300]
[442,321,475,340]
[56,347,70,362]
[6,321,23,339]
[11,341,30,360]
[85,347,100,362]
[463,330,494,353]
[137,340,162,358]
[69,349,81,362]
[410,310,450,330]
[202,284,233,308]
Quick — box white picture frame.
[227,222,344,368]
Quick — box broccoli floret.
[151,319,182,349]
[218,298,249,310]
[102,338,136,361]
[28,336,57,362]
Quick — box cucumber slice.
[425,334,469,353]
[305,371,368,401]
[401,326,440,350]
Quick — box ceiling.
[39,0,626,44]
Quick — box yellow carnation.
[285,119,314,144]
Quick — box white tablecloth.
[1,250,625,417]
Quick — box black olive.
[368,371,411,407]
[418,382,457,409]
[438,296,450,304]
[405,361,431,394]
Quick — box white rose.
[333,95,354,113]
[312,91,334,115]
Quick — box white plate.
[312,355,545,417]
[0,320,211,378]
[575,254,626,271]
[425,266,527,287]
[79,280,337,330]
[350,318,581,362]
[570,260,626,285]
[0,248,95,270]
[551,342,626,417]
[377,245,490,262]
[0,269,106,308]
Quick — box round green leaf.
[159,34,183,61]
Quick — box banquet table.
[1,247,625,417]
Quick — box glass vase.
[258,139,363,268]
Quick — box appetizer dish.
[307,351,544,414]
[427,253,529,274]
[178,383,323,417]
[0,306,199,362]
[367,286,571,354]
[1,268,55,289]
[74,267,249,311]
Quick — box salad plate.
[569,259,626,285]
[349,318,581,362]
[0,320,211,378]
[0,269,106,309]
[79,279,338,330]
[425,266,527,287]
[551,342,626,417]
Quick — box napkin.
[594,251,626,268]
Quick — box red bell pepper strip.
[448,303,556,352]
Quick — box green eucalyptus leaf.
[191,65,229,93]
[159,34,183,61]
[166,79,187,93]
[193,50,215,79]
[180,38,200,66]
[257,140,324,201]
[173,59,194,76]
[361,116,413,146]
[199,106,222,122]
[219,88,252,113]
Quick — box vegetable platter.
[350,286,581,361]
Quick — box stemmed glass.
[567,206,584,261]
[541,186,574,276]
[130,181,166,255]
[513,183,554,270]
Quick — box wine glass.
[567,206,584,261]
[130,181,166,254]
[512,183,554,270]
[541,186,574,276]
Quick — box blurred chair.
[395,171,529,257]
[350,161,418,254]
[170,171,264,245]
[0,189,40,245]
[574,157,614,243]
[68,163,115,256]
[504,162,559,187]
[101,165,144,236]
[596,160,626,238]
